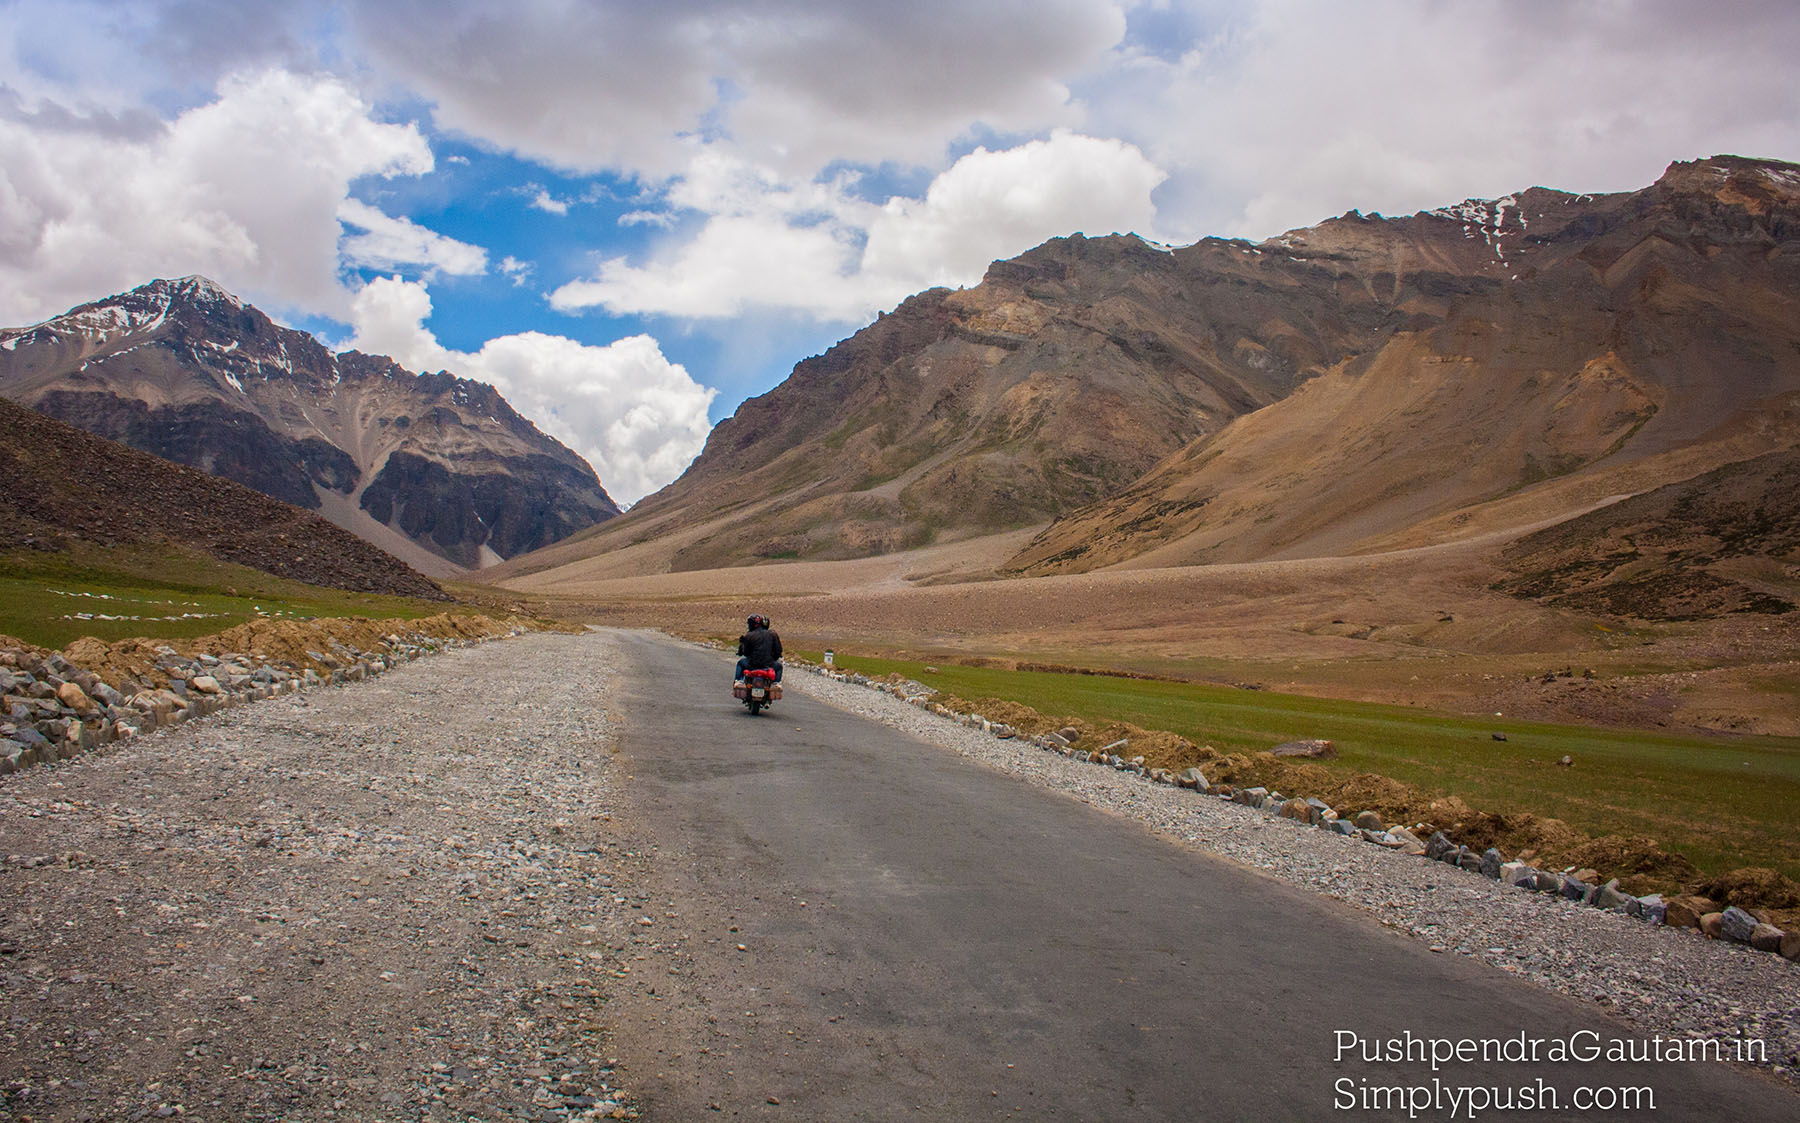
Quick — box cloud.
[1087,0,1800,239]
[350,276,716,505]
[343,0,1128,178]
[550,130,1165,321]
[337,198,488,276]
[499,255,533,286]
[0,68,432,324]
[525,185,570,215]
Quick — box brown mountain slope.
[1005,156,1800,575]
[496,225,1415,577]
[0,277,619,574]
[1493,449,1800,620]
[0,395,447,600]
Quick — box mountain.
[501,224,1385,576]
[0,395,447,600]
[996,156,1800,578]
[498,156,1800,585]
[0,277,619,576]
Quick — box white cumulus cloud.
[349,276,716,505]
[550,130,1166,322]
[337,198,488,276]
[0,68,435,324]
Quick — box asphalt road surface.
[602,631,1795,1120]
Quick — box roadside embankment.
[1,612,542,776]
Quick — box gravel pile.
[1,631,643,1122]
[787,666,1800,1086]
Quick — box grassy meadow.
[1,544,445,649]
[816,651,1800,882]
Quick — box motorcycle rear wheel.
[747,700,763,715]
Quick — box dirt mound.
[940,694,1208,770]
[56,612,536,693]
[1699,866,1800,910]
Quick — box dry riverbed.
[0,631,644,1123]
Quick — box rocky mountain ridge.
[500,156,1800,587]
[0,277,619,574]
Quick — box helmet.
[746,614,768,630]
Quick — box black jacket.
[737,626,782,669]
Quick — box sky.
[3,0,1798,505]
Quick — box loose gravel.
[786,665,1800,1087]
[1,631,644,1123]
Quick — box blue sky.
[3,0,1798,503]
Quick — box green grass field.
[816,651,1800,882]
[1,545,445,649]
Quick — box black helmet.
[746,614,768,630]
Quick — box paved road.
[603,631,1794,1120]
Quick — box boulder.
[189,675,222,695]
[1278,798,1312,822]
[1056,727,1082,745]
[1662,895,1717,929]
[55,681,95,712]
[1177,767,1208,790]
[1500,861,1531,887]
[1594,880,1634,911]
[1531,871,1562,893]
[1479,848,1504,879]
[1749,924,1785,953]
[990,724,1016,740]
[1572,868,1599,886]
[1424,833,1455,862]
[1269,739,1335,759]
[1560,876,1591,901]
[1700,912,1725,939]
[1720,906,1759,944]
[1353,810,1383,832]
[1781,930,1800,961]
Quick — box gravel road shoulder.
[785,665,1800,1088]
[1,631,641,1123]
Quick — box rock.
[1749,924,1785,953]
[1499,861,1530,887]
[1279,798,1312,821]
[1177,767,1207,790]
[1329,820,1358,836]
[189,674,222,695]
[1424,832,1454,861]
[1353,810,1383,831]
[1387,827,1424,853]
[1531,871,1561,893]
[1236,786,1268,807]
[1663,895,1717,929]
[1100,739,1129,754]
[1781,929,1800,960]
[1572,868,1599,885]
[1594,880,1633,911]
[1457,849,1483,873]
[1636,895,1666,925]
[1491,732,1507,741]
[1560,876,1591,901]
[1269,739,1335,759]
[1720,906,1759,943]
[989,724,1016,740]
[1699,912,1724,939]
[55,681,96,711]
[1056,727,1081,745]
[1479,848,1504,879]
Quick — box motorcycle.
[733,667,782,715]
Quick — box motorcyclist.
[735,614,783,683]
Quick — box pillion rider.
[735,614,783,683]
